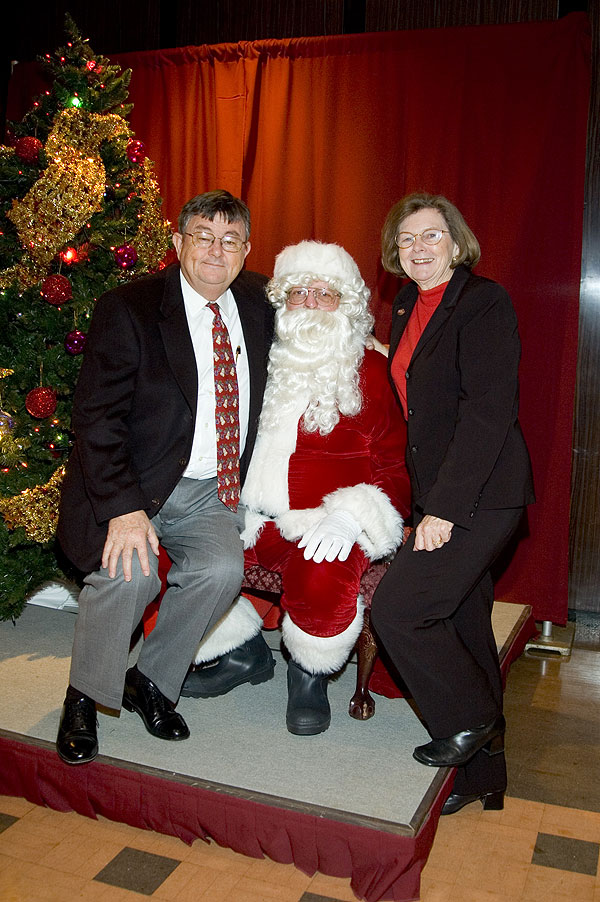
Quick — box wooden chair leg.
[348,609,378,720]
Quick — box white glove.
[298,510,362,563]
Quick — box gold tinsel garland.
[133,159,172,267]
[0,466,65,543]
[0,108,130,288]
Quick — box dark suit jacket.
[58,263,274,573]
[388,265,534,529]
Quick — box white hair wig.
[267,240,374,338]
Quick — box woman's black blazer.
[387,265,534,529]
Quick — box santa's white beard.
[259,307,364,436]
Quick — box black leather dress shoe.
[56,686,98,765]
[122,666,189,740]
[441,789,505,815]
[181,632,275,699]
[413,714,506,767]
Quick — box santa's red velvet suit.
[241,348,410,672]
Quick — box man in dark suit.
[56,190,274,765]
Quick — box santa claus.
[182,240,411,734]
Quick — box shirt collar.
[179,270,234,317]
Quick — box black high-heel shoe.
[413,714,505,767]
[441,789,505,815]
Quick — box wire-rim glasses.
[395,229,450,249]
[287,287,341,308]
[184,231,247,253]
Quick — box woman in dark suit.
[370,192,534,815]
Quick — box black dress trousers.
[370,505,524,794]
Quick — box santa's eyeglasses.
[287,287,341,308]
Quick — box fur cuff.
[275,507,325,542]
[281,599,364,674]
[241,511,268,549]
[322,483,403,560]
[193,596,262,664]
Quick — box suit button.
[408,408,414,416]
[474,501,479,508]
[469,511,474,518]
[179,458,187,467]
[151,498,160,506]
[410,445,418,453]
[405,371,410,379]
[397,308,406,316]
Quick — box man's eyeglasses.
[287,287,341,308]
[184,231,247,253]
[395,229,450,249]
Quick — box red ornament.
[64,329,87,355]
[25,387,57,419]
[41,274,72,306]
[126,139,145,164]
[114,244,138,269]
[60,247,79,265]
[15,136,43,164]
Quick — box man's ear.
[172,232,183,259]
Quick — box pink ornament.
[15,136,43,164]
[64,329,87,355]
[41,274,72,305]
[114,244,138,269]
[126,139,145,164]
[25,387,57,419]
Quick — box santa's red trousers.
[244,521,369,637]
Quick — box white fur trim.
[282,598,365,674]
[275,507,325,542]
[273,241,362,288]
[322,484,404,560]
[240,397,307,517]
[193,596,262,664]
[240,511,268,549]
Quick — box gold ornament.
[1,108,130,288]
[0,369,14,379]
[0,466,65,543]
[0,433,20,466]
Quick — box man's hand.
[299,510,362,563]
[101,510,160,580]
[413,514,454,552]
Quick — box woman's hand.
[414,514,454,552]
[365,334,389,357]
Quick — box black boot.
[181,632,275,698]
[56,685,98,765]
[286,659,331,735]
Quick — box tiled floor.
[0,612,598,901]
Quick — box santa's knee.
[281,599,364,675]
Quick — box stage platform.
[0,600,534,901]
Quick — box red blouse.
[390,280,449,418]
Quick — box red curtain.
[7,14,590,622]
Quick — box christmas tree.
[0,15,171,621]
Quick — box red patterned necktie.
[208,302,241,511]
